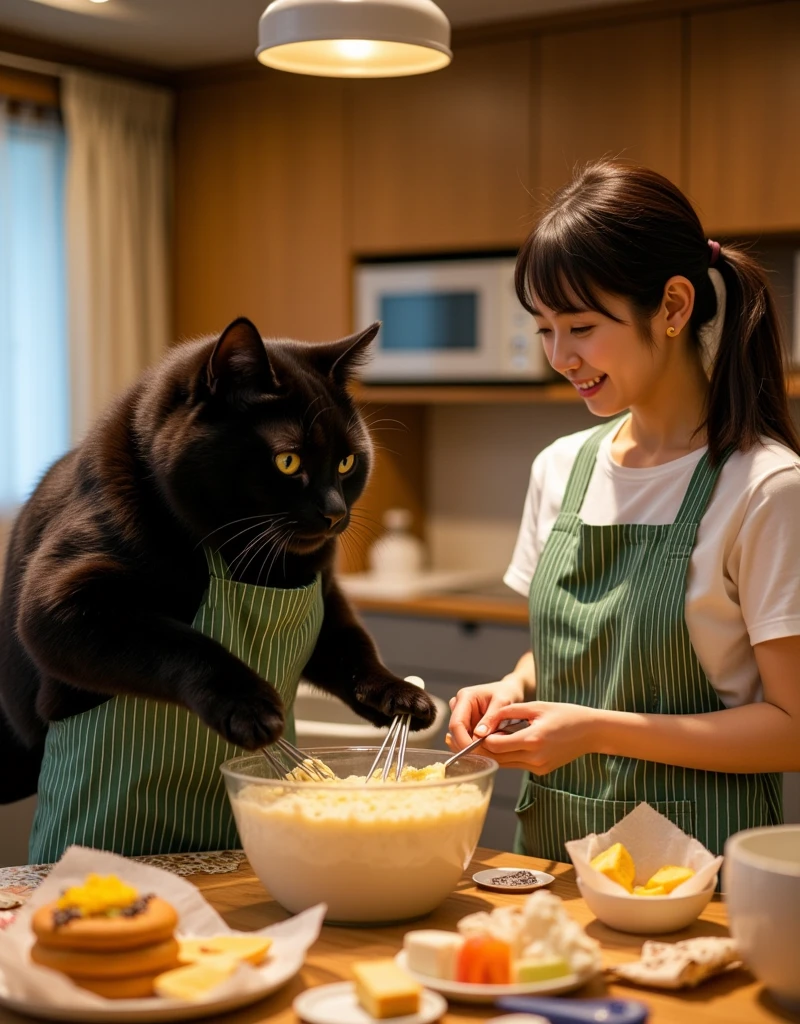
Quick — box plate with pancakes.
[0,848,325,1022]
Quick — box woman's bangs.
[522,223,622,322]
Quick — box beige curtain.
[62,70,174,441]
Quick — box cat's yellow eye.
[275,452,302,476]
[338,454,356,475]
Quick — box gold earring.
[666,326,677,337]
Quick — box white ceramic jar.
[724,824,800,1010]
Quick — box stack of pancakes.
[31,896,180,999]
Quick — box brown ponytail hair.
[515,160,800,463]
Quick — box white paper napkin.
[565,803,722,898]
[0,845,325,1010]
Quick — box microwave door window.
[380,292,478,351]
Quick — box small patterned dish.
[472,868,555,894]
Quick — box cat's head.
[141,317,378,563]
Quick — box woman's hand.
[447,675,526,752]
[468,700,599,774]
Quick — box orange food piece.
[455,936,512,985]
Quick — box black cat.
[0,317,435,804]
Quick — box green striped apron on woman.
[516,421,782,862]
[29,547,323,863]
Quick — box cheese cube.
[515,956,571,983]
[403,930,464,980]
[352,959,422,1019]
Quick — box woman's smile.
[570,373,607,397]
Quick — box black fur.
[0,318,435,803]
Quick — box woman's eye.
[536,327,551,337]
[338,454,356,475]
[571,326,592,335]
[275,452,302,476]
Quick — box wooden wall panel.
[537,17,684,194]
[347,40,534,254]
[687,1,800,234]
[174,69,349,344]
[337,404,428,574]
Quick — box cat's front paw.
[192,686,285,749]
[354,676,437,731]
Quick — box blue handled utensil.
[495,995,650,1024]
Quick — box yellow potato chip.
[633,885,668,896]
[590,842,635,893]
[642,865,695,893]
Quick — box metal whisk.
[365,676,426,783]
[261,737,336,781]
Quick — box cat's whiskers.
[303,394,325,417]
[229,519,290,581]
[338,520,375,560]
[347,511,382,541]
[209,516,285,562]
[226,528,280,580]
[367,442,402,459]
[259,522,296,587]
[194,512,287,550]
[306,403,335,433]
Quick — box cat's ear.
[206,317,279,398]
[310,322,380,388]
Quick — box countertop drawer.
[359,612,529,682]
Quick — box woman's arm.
[476,636,800,774]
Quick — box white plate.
[471,868,555,894]
[0,949,304,1023]
[293,982,447,1024]
[394,952,596,1005]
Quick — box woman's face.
[531,290,669,416]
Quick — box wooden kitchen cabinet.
[536,17,683,193]
[687,1,800,234]
[174,69,349,343]
[347,40,534,254]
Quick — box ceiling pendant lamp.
[256,0,452,79]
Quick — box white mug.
[724,824,800,1010]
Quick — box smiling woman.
[448,159,800,866]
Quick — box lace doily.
[0,850,247,910]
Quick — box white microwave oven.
[354,256,551,383]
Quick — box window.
[0,103,69,512]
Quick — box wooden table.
[0,848,793,1024]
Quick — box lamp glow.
[257,0,452,79]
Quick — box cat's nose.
[322,508,346,529]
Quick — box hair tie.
[708,239,721,266]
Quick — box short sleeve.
[731,464,800,645]
[503,456,544,598]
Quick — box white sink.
[294,683,448,748]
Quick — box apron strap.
[673,447,734,525]
[561,416,626,515]
[202,546,231,579]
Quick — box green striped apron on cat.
[29,547,323,863]
[515,420,782,862]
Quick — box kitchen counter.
[351,582,530,626]
[2,848,780,1024]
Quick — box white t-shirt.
[504,420,800,708]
